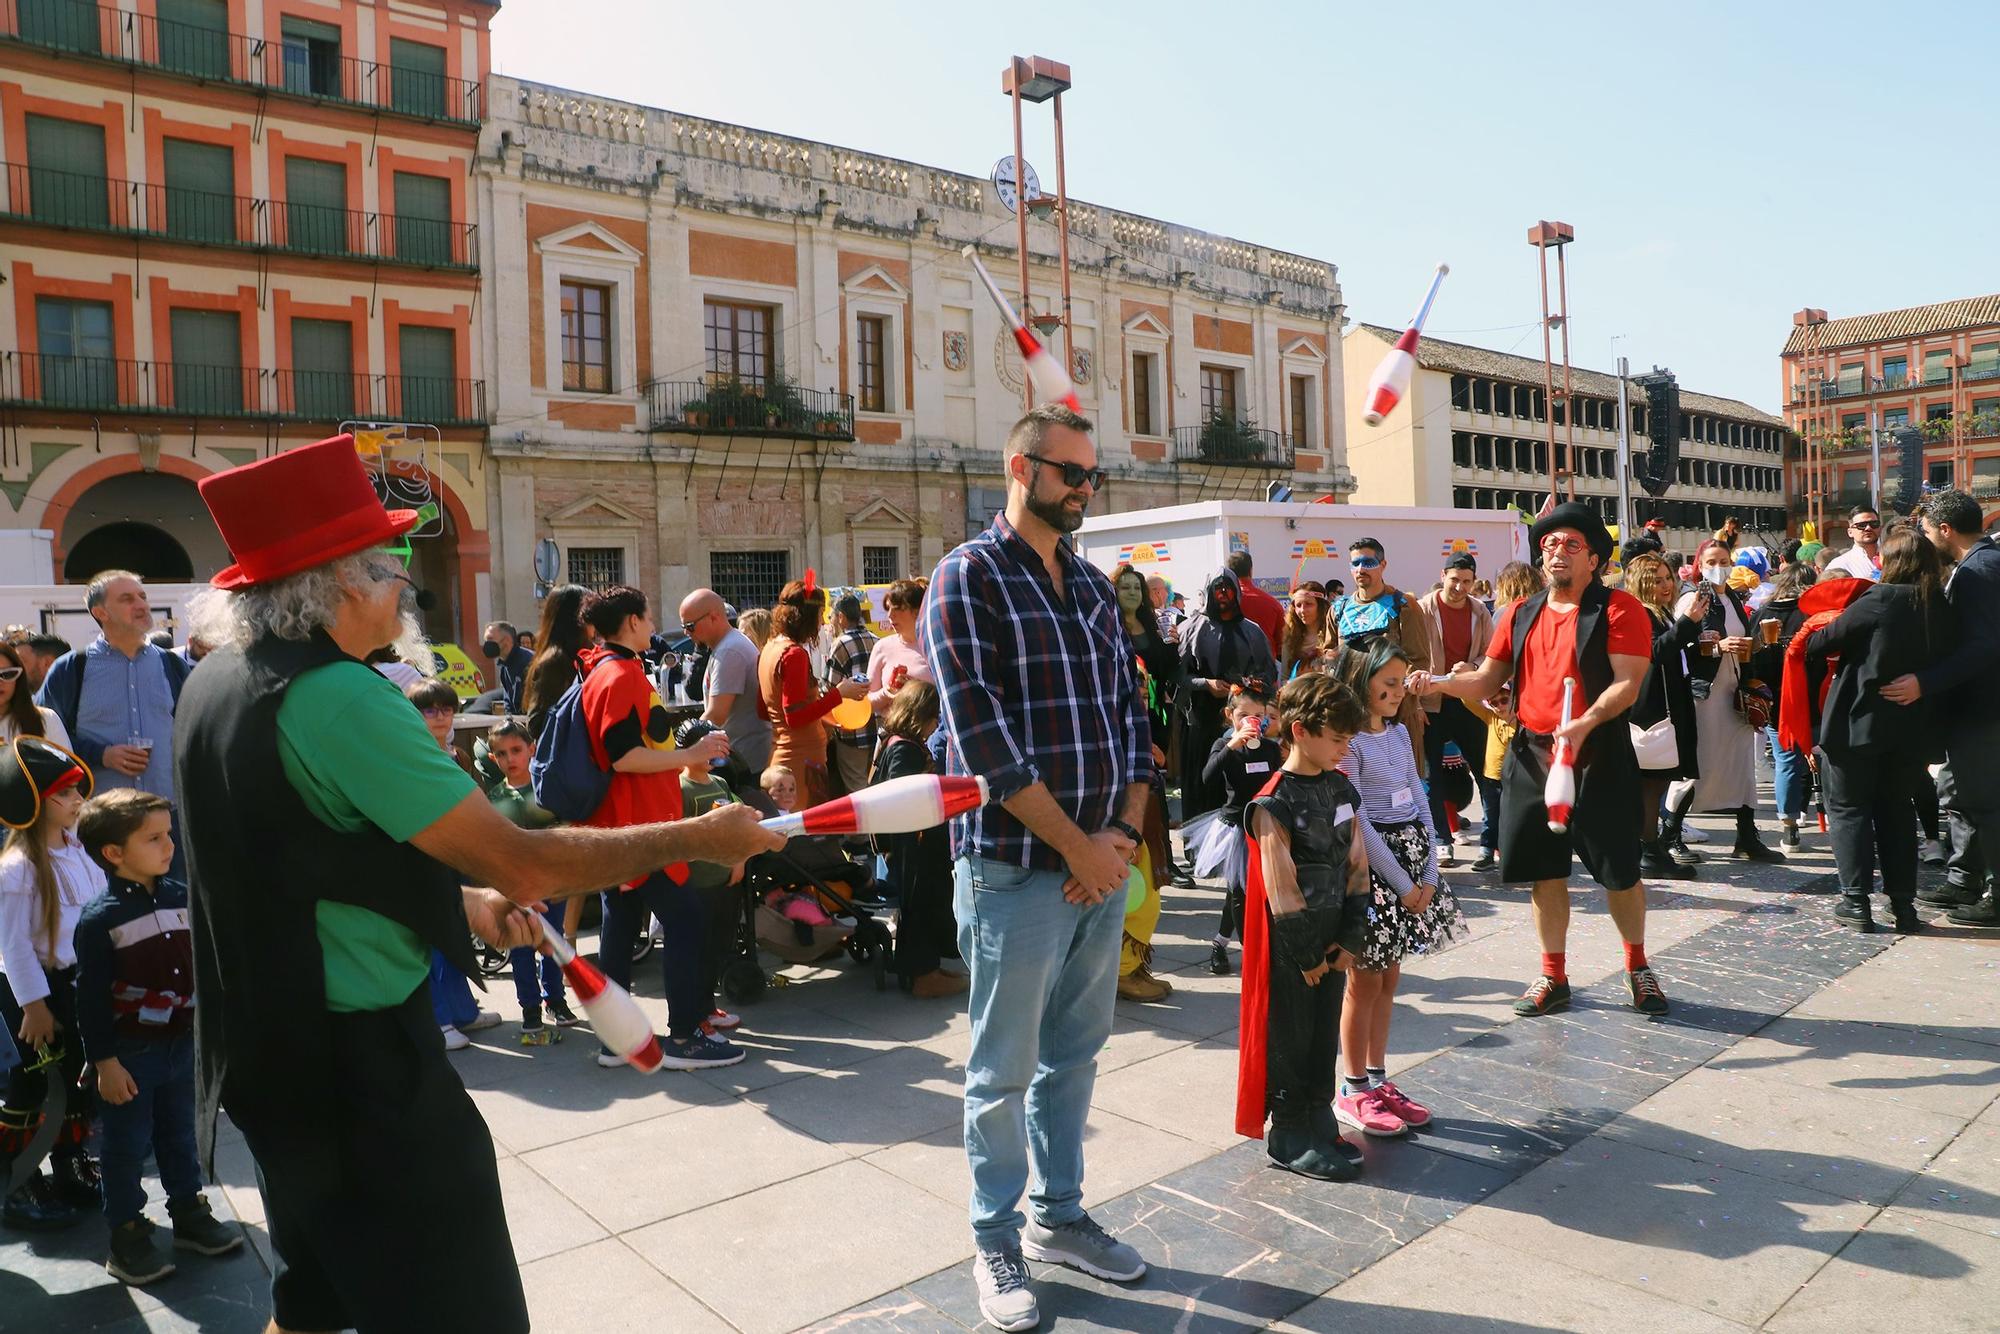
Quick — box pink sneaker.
[1334,1087,1408,1138]
[1372,1080,1432,1128]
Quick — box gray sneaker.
[1022,1212,1147,1282]
[973,1244,1039,1332]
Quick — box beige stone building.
[1343,325,1789,552]
[476,77,1352,621]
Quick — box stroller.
[720,835,894,1003]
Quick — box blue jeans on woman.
[98,1033,203,1227]
[1766,726,1808,820]
[954,855,1123,1251]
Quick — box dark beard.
[1026,489,1085,534]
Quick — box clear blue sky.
[492,0,2000,413]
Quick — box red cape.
[1234,771,1288,1140]
[1776,578,1874,755]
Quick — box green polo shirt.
[276,661,477,1012]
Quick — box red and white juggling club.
[1361,263,1450,426]
[961,244,1083,412]
[761,774,990,838]
[1544,676,1578,834]
[537,915,662,1073]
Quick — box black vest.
[174,630,474,1168]
[1508,580,1636,765]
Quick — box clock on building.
[990,155,1041,215]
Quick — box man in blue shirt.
[922,404,1153,1332]
[38,571,189,800]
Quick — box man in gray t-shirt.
[679,588,773,774]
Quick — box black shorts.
[234,986,528,1334]
[1498,728,1643,892]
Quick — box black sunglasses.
[1024,453,1108,491]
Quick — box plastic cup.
[1761,619,1781,646]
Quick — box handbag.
[1629,717,1679,770]
[1736,679,1774,730]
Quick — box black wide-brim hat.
[1530,501,1615,562]
[0,736,93,830]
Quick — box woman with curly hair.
[1280,582,1335,680]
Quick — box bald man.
[679,588,772,773]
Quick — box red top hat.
[200,435,419,589]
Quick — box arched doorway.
[57,472,231,583]
[63,523,194,583]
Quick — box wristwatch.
[1106,818,1142,844]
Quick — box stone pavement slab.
[1762,1207,2000,1334]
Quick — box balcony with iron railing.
[0,351,486,426]
[1172,417,1296,469]
[1,164,478,268]
[645,378,855,442]
[0,0,483,124]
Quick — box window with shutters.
[284,157,349,255]
[703,300,773,387]
[156,0,228,77]
[36,298,116,407]
[560,281,612,392]
[1130,353,1156,436]
[393,171,452,266]
[565,547,625,591]
[1199,365,1238,422]
[162,138,234,243]
[290,317,354,419]
[399,326,456,423]
[709,550,790,614]
[170,308,243,415]
[1289,375,1313,450]
[20,0,101,52]
[1924,349,1953,384]
[856,314,887,413]
[389,38,448,119]
[280,17,343,98]
[26,114,107,229]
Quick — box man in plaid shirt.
[921,403,1154,1331]
[824,593,879,795]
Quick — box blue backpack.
[530,668,611,823]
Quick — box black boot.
[1310,1103,1364,1160]
[1640,839,1694,880]
[1948,893,2000,927]
[50,1151,103,1210]
[1266,1118,1360,1182]
[1661,793,1703,865]
[1891,901,1924,934]
[1832,894,1876,932]
[1733,808,1786,863]
[3,1174,88,1232]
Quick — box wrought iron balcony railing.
[0,0,483,124]
[645,379,855,442]
[1,164,477,268]
[0,352,486,425]
[1171,418,1296,469]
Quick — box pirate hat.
[200,434,420,589]
[0,736,93,830]
[1530,501,1615,562]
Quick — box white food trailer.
[1075,501,1530,602]
[0,529,209,642]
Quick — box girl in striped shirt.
[1330,642,1467,1140]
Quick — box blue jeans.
[98,1033,203,1226]
[599,870,706,1041]
[955,855,1123,1250]
[429,949,479,1029]
[508,901,568,1013]
[1766,726,1808,820]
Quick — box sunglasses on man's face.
[1023,453,1108,491]
[1349,556,1382,570]
[1852,520,1880,531]
[0,667,20,682]
[1540,535,1587,555]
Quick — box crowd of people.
[0,411,1992,1332]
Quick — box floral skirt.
[1360,817,1468,971]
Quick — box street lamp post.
[1001,56,1074,412]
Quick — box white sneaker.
[1436,842,1458,868]
[440,1025,470,1051]
[594,1049,628,1069]
[1682,825,1711,844]
[1921,838,1946,866]
[462,1009,503,1032]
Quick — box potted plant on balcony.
[1198,413,1263,464]
[816,410,846,437]
[758,372,806,432]
[681,396,710,429]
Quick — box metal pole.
[1556,242,1576,502]
[1536,245,1558,504]
[1616,356,1632,540]
[1010,58,1032,411]
[1869,404,1881,508]
[1052,90,1073,366]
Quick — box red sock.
[1623,942,1649,972]
[1541,952,1567,983]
